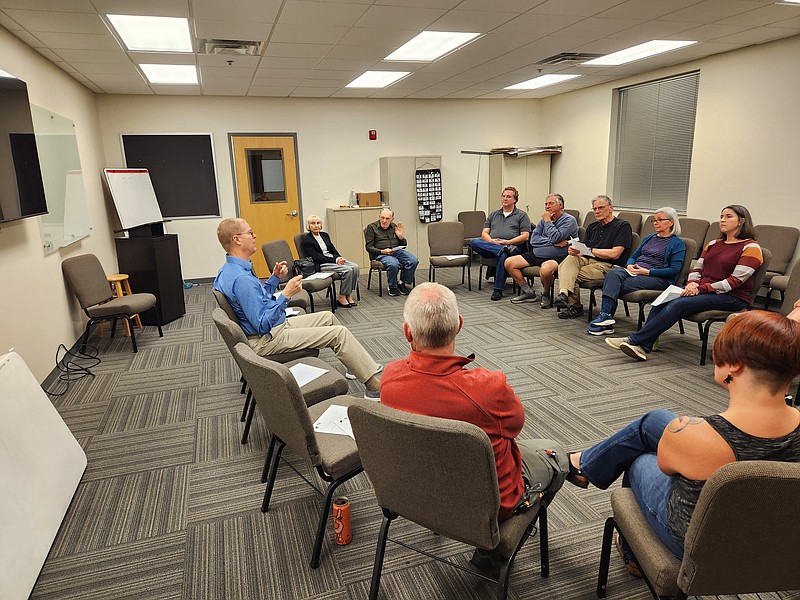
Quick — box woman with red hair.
[568,310,800,573]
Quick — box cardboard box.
[357,192,382,207]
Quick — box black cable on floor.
[43,343,101,397]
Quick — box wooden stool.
[101,274,143,337]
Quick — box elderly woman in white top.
[300,214,360,308]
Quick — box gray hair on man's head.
[547,193,565,208]
[655,207,681,236]
[403,282,460,349]
[592,194,612,207]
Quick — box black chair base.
[80,311,163,354]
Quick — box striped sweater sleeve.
[700,241,763,294]
[687,239,714,284]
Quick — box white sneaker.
[346,364,383,380]
[620,342,648,361]
[605,337,628,350]
[510,291,538,304]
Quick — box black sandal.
[566,452,589,489]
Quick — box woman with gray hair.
[300,214,360,308]
[587,207,686,336]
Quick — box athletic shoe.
[346,364,382,380]
[558,305,584,319]
[587,324,615,336]
[364,388,380,400]
[397,283,410,295]
[605,337,628,350]
[388,287,400,297]
[589,312,615,327]
[620,341,648,361]
[553,292,569,309]
[490,289,503,301]
[510,291,538,304]
[540,294,553,309]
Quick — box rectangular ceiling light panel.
[583,40,697,66]
[346,71,410,88]
[107,15,193,52]
[505,74,581,90]
[385,31,480,62]
[140,64,198,84]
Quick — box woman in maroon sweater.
[605,204,763,361]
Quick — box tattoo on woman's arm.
[668,416,704,433]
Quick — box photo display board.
[415,168,442,224]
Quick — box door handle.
[287,210,298,217]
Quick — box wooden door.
[230,134,301,278]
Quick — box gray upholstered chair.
[519,226,586,299]
[620,237,697,330]
[677,218,710,260]
[683,248,771,365]
[211,308,344,444]
[428,221,471,290]
[616,211,643,234]
[478,254,497,290]
[62,253,163,353]
[580,232,641,322]
[766,260,800,313]
[233,342,363,569]
[293,232,359,301]
[753,224,799,291]
[583,211,597,228]
[701,221,720,248]
[348,401,551,600]
[457,210,486,252]
[596,460,800,600]
[639,215,655,237]
[262,239,334,313]
[565,208,580,223]
[363,225,389,296]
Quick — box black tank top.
[668,411,800,548]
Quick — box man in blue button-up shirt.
[214,218,382,398]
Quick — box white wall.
[96,96,544,279]
[541,35,800,235]
[0,28,114,382]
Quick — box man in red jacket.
[380,282,568,573]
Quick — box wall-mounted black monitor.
[0,77,47,224]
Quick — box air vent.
[202,39,264,56]
[536,52,604,66]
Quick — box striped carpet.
[33,269,797,600]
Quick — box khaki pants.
[557,256,613,307]
[248,311,379,383]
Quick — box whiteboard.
[103,168,164,230]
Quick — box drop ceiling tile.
[712,25,800,44]
[35,47,62,61]
[151,84,201,94]
[330,87,372,97]
[10,29,45,47]
[490,13,585,38]
[0,10,22,29]
[476,89,519,98]
[4,9,106,33]
[193,19,272,40]
[33,31,120,50]
[401,89,448,98]
[86,72,146,85]
[54,48,129,63]
[0,0,95,12]
[91,0,189,17]
[354,5,447,30]
[255,67,316,78]
[375,0,461,8]
[315,57,377,70]
[290,87,337,97]
[201,79,251,94]
[53,61,77,73]
[70,61,139,74]
[606,19,696,40]
[674,22,750,41]
[280,0,369,27]
[247,85,295,96]
[720,3,800,26]
[129,52,196,65]
[595,0,700,20]
[258,56,320,69]
[442,89,483,98]
[191,0,281,22]
[264,42,333,58]
[528,0,631,17]
[769,14,800,28]
[555,17,646,38]
[428,10,518,32]
[325,44,386,59]
[270,23,349,44]
[456,0,546,13]
[661,0,766,23]
[199,65,256,78]
[196,54,258,67]
[250,77,302,86]
[338,27,416,48]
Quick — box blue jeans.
[580,409,684,558]
[600,269,669,316]
[628,293,746,351]
[469,239,521,290]
[375,248,418,289]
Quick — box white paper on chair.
[289,363,328,388]
[312,404,354,439]
[652,285,685,306]
[443,254,467,260]
[568,238,594,257]
[389,245,407,252]
[285,308,301,317]
[303,272,332,281]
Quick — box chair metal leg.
[329,283,336,312]
[538,502,549,577]
[261,439,286,512]
[429,265,434,282]
[378,269,383,296]
[240,376,247,395]
[369,510,396,600]
[310,465,364,569]
[127,316,138,352]
[478,263,484,290]
[241,397,256,443]
[624,301,631,317]
[79,321,94,353]
[596,517,616,598]
[240,388,252,422]
[154,306,164,337]
[467,266,471,291]
[309,293,315,312]
[699,320,713,366]
[260,435,277,483]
